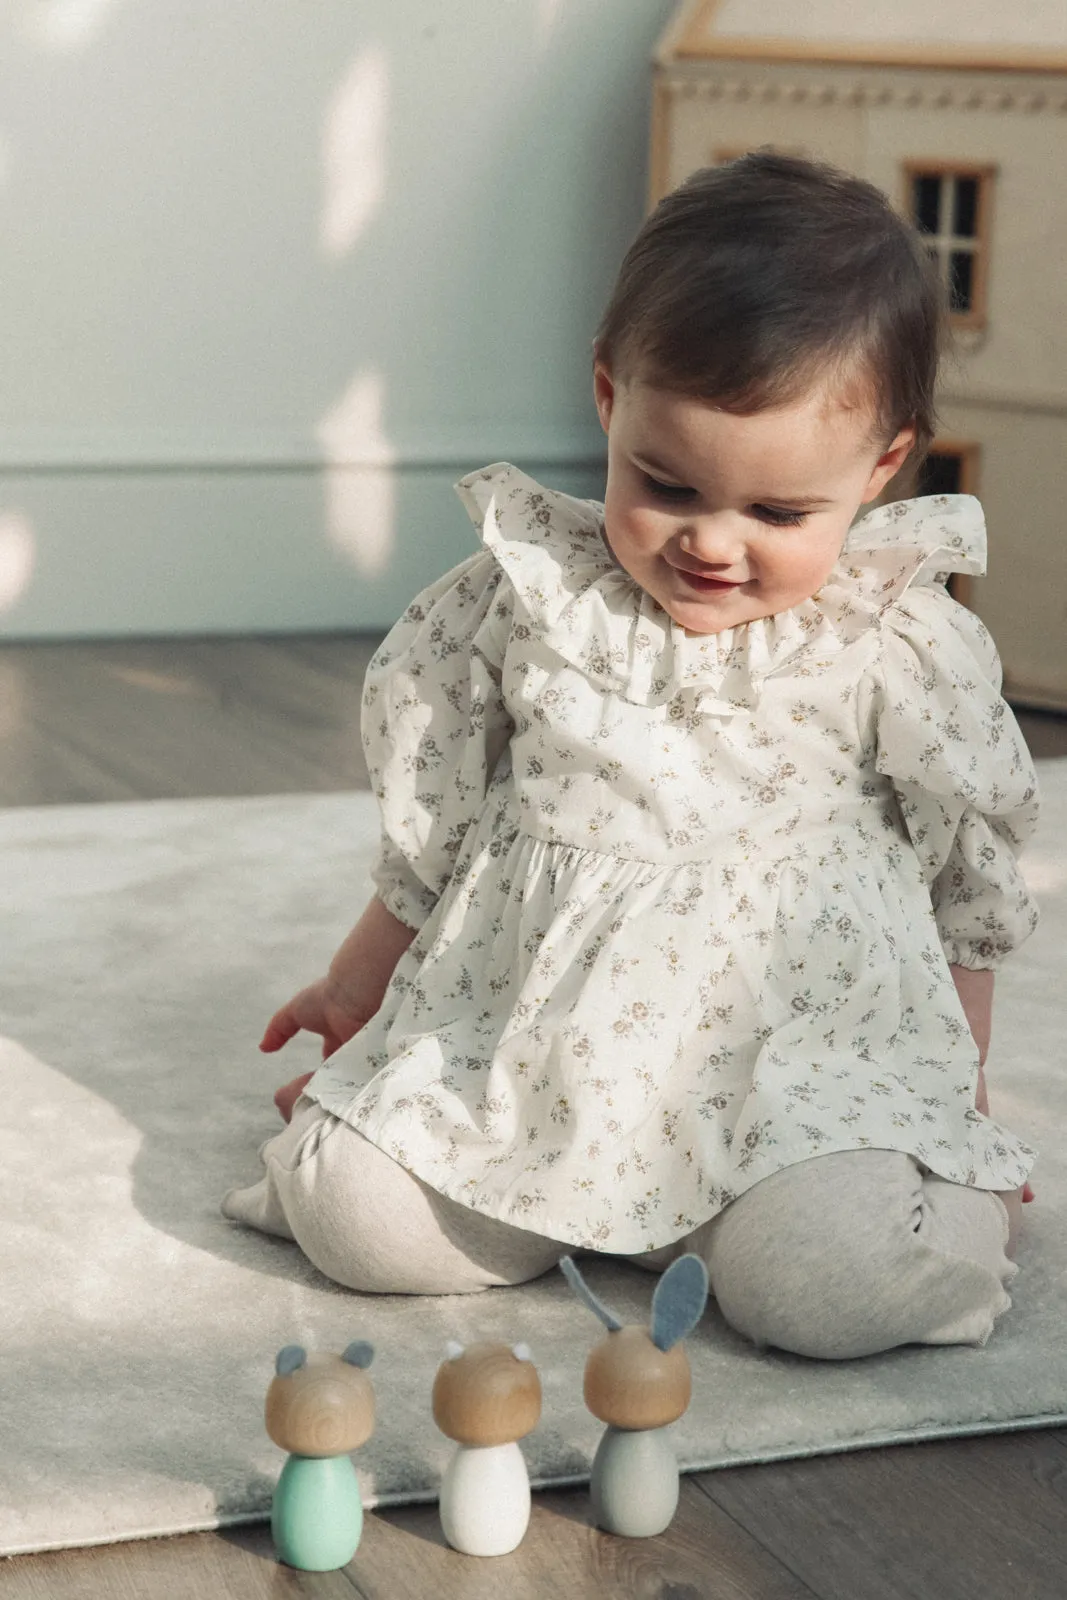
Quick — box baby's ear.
[861,423,917,503]
[650,1255,709,1351]
[592,362,616,433]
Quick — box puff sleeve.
[866,585,1040,969]
[361,548,514,930]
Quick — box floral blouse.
[307,463,1040,1253]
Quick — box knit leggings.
[222,1098,1020,1360]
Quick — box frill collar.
[455,463,986,718]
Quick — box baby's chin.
[665,595,783,636]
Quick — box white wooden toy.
[431,1339,542,1556]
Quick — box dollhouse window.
[917,448,968,498]
[903,164,995,329]
[915,440,982,606]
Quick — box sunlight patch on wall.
[0,513,35,612]
[23,0,123,50]
[316,370,395,577]
[321,44,388,261]
[538,0,565,41]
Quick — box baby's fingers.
[260,1009,299,1053]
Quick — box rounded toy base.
[590,1426,680,1538]
[439,1441,532,1556]
[272,1453,364,1570]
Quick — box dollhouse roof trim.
[662,0,1067,75]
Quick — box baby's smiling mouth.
[672,562,745,588]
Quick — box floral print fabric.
[308,463,1039,1252]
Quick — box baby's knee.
[271,1120,465,1294]
[707,1201,899,1359]
[272,1112,564,1295]
[703,1159,1013,1360]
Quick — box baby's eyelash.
[641,476,809,525]
[642,474,695,502]
[752,504,808,527]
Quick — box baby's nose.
[679,518,747,568]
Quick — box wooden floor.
[4,631,1067,1600]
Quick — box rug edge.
[5,1411,1067,1560]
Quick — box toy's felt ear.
[559,1255,622,1332]
[650,1254,709,1352]
[342,1340,374,1369]
[275,1344,307,1377]
[445,1340,465,1361]
[512,1342,533,1363]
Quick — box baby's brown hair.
[595,152,945,462]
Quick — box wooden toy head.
[583,1325,691,1429]
[265,1342,376,1457]
[432,1340,542,1446]
[560,1254,708,1431]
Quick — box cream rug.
[2,767,1066,1557]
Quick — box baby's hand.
[273,1072,315,1123]
[260,976,373,1059]
[976,1065,1035,1204]
[260,977,376,1121]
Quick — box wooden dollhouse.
[652,0,1067,708]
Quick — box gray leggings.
[222,1100,1019,1361]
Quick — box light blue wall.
[0,0,674,637]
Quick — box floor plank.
[0,634,382,805]
[352,1482,817,1600]
[0,1522,356,1600]
[696,1430,1067,1600]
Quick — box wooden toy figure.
[265,1340,375,1571]
[560,1254,709,1539]
[431,1339,542,1556]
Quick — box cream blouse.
[307,463,1040,1252]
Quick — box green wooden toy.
[265,1341,375,1571]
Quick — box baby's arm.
[949,963,1034,1202]
[949,965,992,1092]
[262,894,417,1121]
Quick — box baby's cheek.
[775,535,846,599]
[626,508,672,555]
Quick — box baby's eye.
[751,504,808,527]
[643,474,696,502]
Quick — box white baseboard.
[0,459,606,639]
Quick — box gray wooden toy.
[431,1339,542,1556]
[560,1253,709,1538]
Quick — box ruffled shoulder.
[454,465,986,718]
[835,491,986,597]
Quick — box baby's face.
[593,368,914,635]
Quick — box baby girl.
[224,153,1038,1361]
